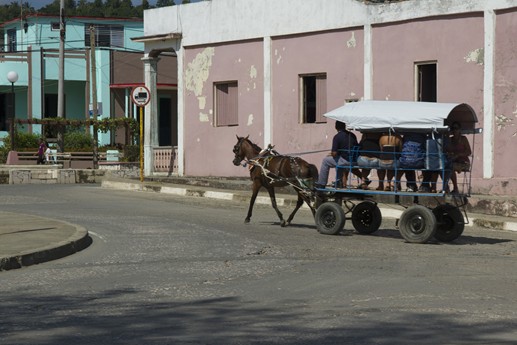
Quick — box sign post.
[131,86,151,182]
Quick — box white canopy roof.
[324,100,478,132]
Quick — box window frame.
[299,73,327,124]
[414,61,437,102]
[7,28,16,52]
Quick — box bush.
[123,145,140,162]
[64,130,93,151]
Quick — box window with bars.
[7,29,16,52]
[84,24,124,48]
[214,81,238,127]
[300,74,327,124]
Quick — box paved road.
[1,184,517,345]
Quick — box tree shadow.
[0,289,516,344]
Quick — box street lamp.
[7,71,19,151]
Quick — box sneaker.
[314,183,326,190]
[406,186,416,192]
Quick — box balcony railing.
[153,146,178,174]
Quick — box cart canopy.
[324,100,478,132]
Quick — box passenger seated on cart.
[315,121,363,188]
[357,132,381,190]
[446,121,472,194]
[378,133,402,191]
[420,132,451,193]
[396,133,426,192]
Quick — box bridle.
[233,137,249,166]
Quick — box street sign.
[131,86,151,107]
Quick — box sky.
[0,0,200,9]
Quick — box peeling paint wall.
[183,41,264,176]
[153,0,517,194]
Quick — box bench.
[13,151,121,169]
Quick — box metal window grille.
[84,24,124,48]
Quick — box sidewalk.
[101,176,517,233]
[0,212,91,271]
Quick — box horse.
[232,135,319,227]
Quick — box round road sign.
[131,86,151,107]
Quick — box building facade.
[105,1,517,194]
[0,14,177,151]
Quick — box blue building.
[0,14,176,147]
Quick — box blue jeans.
[317,156,352,186]
[357,156,379,168]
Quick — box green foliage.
[123,145,140,162]
[63,130,93,151]
[0,131,41,163]
[156,0,175,7]
[0,2,35,23]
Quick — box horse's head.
[233,135,249,166]
[233,135,263,166]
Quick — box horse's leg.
[285,193,305,226]
[266,186,285,226]
[245,182,261,223]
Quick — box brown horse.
[232,135,318,227]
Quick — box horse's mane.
[245,138,262,153]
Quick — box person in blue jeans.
[315,121,363,188]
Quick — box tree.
[0,1,35,23]
[156,0,175,7]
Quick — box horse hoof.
[244,218,250,224]
[280,220,287,227]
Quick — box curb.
[0,223,92,272]
[102,179,517,232]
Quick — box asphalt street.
[1,184,517,345]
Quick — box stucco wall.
[270,29,365,166]
[183,40,264,176]
[372,14,485,179]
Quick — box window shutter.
[216,82,238,126]
[315,75,327,123]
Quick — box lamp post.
[7,71,19,151]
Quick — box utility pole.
[90,25,99,169]
[57,0,65,152]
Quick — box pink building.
[136,0,517,195]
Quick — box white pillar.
[175,42,185,176]
[263,36,272,146]
[483,9,495,179]
[364,23,373,101]
[142,55,160,176]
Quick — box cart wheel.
[432,204,465,242]
[315,202,345,235]
[352,201,382,234]
[399,205,437,243]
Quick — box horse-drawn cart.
[314,100,481,243]
[233,100,481,244]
